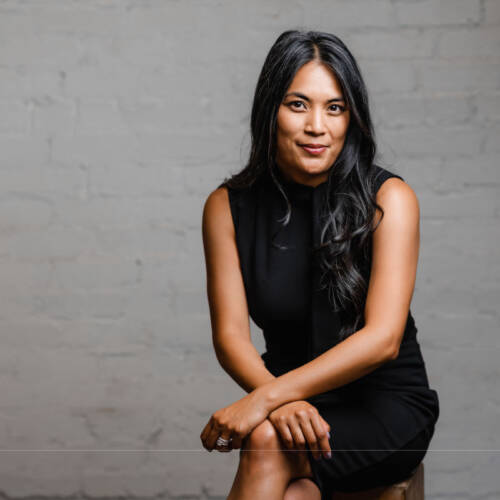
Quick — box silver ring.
[216,436,232,447]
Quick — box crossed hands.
[268,400,332,460]
[200,389,332,461]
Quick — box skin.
[275,60,351,188]
[200,60,421,499]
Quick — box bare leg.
[226,419,321,500]
[284,477,322,500]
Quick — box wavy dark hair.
[218,29,388,341]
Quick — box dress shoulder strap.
[217,180,259,240]
[225,185,241,234]
[372,165,405,193]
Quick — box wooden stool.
[332,462,424,500]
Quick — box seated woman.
[200,29,439,500]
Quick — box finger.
[311,413,332,459]
[288,420,307,453]
[217,437,233,453]
[217,434,233,453]
[298,416,321,460]
[200,420,214,452]
[321,416,331,434]
[213,431,233,453]
[274,421,295,452]
[269,415,295,451]
[200,420,210,442]
[206,422,224,451]
[231,432,243,450]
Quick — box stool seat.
[332,462,424,500]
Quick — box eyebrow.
[284,92,345,103]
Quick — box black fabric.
[307,422,435,496]
[225,165,439,497]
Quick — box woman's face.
[276,60,350,187]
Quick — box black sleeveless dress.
[223,165,439,497]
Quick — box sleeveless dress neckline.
[273,166,328,192]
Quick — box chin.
[302,160,330,171]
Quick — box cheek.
[330,117,350,142]
[277,133,296,162]
[277,130,298,159]
[337,113,350,137]
[277,111,302,139]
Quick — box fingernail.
[326,451,332,459]
[327,431,331,439]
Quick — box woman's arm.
[202,187,276,393]
[258,178,421,412]
[201,188,331,457]
[214,337,276,393]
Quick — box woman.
[200,30,439,500]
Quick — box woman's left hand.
[200,388,270,452]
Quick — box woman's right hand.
[268,400,332,460]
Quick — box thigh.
[285,477,321,500]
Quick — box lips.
[300,144,327,155]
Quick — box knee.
[242,419,281,452]
[239,420,313,479]
[239,420,294,477]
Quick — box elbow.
[213,336,241,367]
[388,345,400,361]
[376,331,400,362]
[214,344,229,367]
[368,325,402,362]
[386,336,401,361]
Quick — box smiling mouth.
[300,145,327,155]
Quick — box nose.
[305,107,326,135]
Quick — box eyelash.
[288,101,345,113]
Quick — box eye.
[329,104,345,113]
[288,100,305,110]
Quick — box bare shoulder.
[372,177,419,232]
[375,177,419,226]
[203,185,230,216]
[202,186,234,236]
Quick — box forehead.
[286,61,343,97]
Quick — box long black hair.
[218,29,387,341]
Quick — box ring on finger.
[216,436,232,451]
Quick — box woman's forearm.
[214,337,276,393]
[259,325,396,413]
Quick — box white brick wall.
[0,0,498,498]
